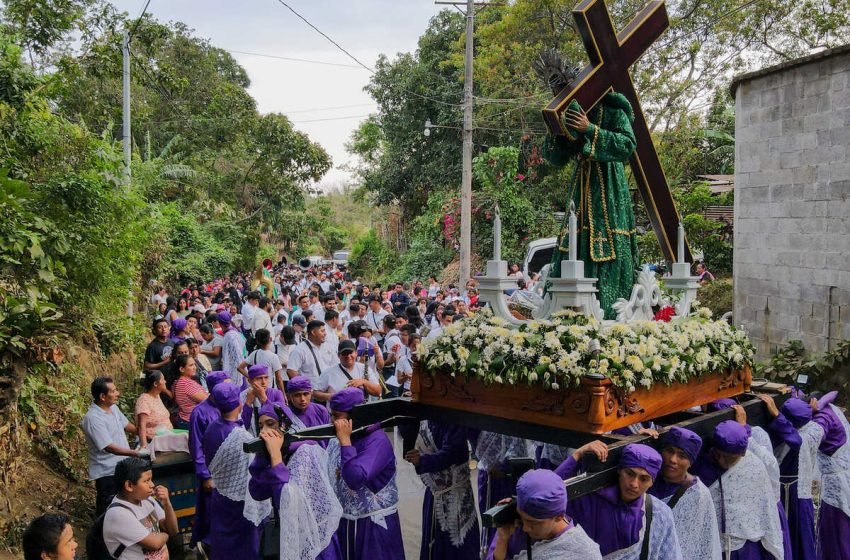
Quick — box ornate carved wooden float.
[412,362,752,434]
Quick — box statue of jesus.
[535,51,640,319]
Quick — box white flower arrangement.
[420,308,755,393]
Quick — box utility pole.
[460,0,474,286]
[435,1,499,284]
[122,29,131,183]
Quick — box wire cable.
[224,48,365,69]
[127,0,152,42]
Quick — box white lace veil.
[666,479,722,560]
[207,426,273,526]
[279,444,343,560]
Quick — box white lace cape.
[748,434,781,503]
[326,437,399,528]
[278,444,343,560]
[416,421,477,547]
[539,443,572,467]
[510,524,602,560]
[474,431,532,472]
[207,426,272,526]
[664,479,722,560]
[785,421,824,502]
[707,451,784,559]
[818,404,850,519]
[604,495,683,560]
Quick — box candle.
[677,221,685,263]
[493,204,502,261]
[569,201,578,262]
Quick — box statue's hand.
[565,108,590,132]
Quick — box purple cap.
[171,317,187,331]
[713,420,749,455]
[258,401,279,421]
[781,398,813,429]
[516,469,567,519]
[707,398,736,411]
[661,427,702,463]
[329,387,364,412]
[619,444,662,480]
[205,371,230,392]
[211,383,241,413]
[248,364,269,379]
[217,311,232,325]
[286,376,312,393]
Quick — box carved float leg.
[583,377,610,432]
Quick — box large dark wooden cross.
[542,0,691,263]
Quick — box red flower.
[516,174,525,181]
[654,306,676,322]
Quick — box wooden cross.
[542,0,691,263]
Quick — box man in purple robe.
[240,364,286,435]
[188,370,231,555]
[248,402,342,560]
[691,420,784,559]
[328,387,405,559]
[202,383,270,560]
[554,442,683,559]
[404,420,479,560]
[650,427,721,559]
[287,375,332,444]
[811,391,850,559]
[491,469,602,559]
[757,393,822,560]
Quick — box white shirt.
[287,340,335,385]
[241,301,257,328]
[339,309,351,324]
[323,327,341,364]
[384,333,403,357]
[310,302,325,321]
[317,362,377,394]
[395,350,414,391]
[319,280,332,293]
[425,324,444,341]
[366,309,389,340]
[82,404,130,480]
[251,307,273,336]
[428,283,440,298]
[245,348,284,389]
[103,497,166,560]
[273,338,296,368]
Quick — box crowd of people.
[20,260,850,560]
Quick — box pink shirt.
[134,393,173,437]
[174,377,207,422]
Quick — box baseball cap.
[338,339,356,354]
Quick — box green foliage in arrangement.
[763,339,850,406]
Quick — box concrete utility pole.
[435,0,500,284]
[122,29,131,183]
[460,0,474,286]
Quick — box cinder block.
[802,317,826,336]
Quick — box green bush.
[348,229,398,284]
[696,278,733,318]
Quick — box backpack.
[86,502,132,560]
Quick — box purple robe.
[291,402,331,450]
[813,406,850,559]
[415,421,480,560]
[692,454,777,559]
[765,413,818,560]
[188,398,221,547]
[334,427,405,560]
[249,453,342,559]
[202,418,261,560]
[555,456,681,558]
[241,387,286,432]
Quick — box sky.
[109,0,447,191]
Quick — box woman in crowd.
[186,338,211,382]
[172,354,208,429]
[22,513,78,560]
[155,302,167,320]
[405,303,425,332]
[185,315,203,343]
[164,296,180,326]
[135,370,173,447]
[176,297,190,318]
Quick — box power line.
[271,0,375,73]
[224,48,366,69]
[127,0,152,42]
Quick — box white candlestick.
[677,221,685,263]
[569,201,578,262]
[493,204,502,262]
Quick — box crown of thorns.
[533,49,580,94]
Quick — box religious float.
[413,0,757,435]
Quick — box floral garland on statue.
[420,308,754,393]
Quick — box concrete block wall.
[734,47,850,358]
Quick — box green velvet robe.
[546,92,640,319]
